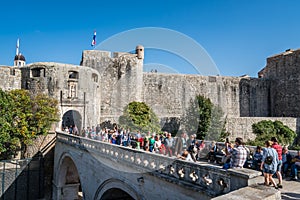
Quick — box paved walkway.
[280,178,300,200]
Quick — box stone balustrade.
[56,131,262,197]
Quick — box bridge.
[52,132,276,200]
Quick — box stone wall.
[21,62,101,130]
[239,78,271,117]
[81,50,143,123]
[226,117,299,141]
[143,73,241,119]
[261,49,300,117]
[0,66,21,91]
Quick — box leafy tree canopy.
[249,120,296,147]
[0,89,59,159]
[119,101,160,133]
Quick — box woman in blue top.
[260,140,279,189]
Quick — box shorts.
[263,168,276,175]
[277,160,282,172]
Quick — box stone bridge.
[53,132,266,200]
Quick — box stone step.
[212,184,281,200]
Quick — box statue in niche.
[71,85,76,98]
[68,83,77,98]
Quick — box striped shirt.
[230,145,248,168]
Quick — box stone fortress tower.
[1,41,300,141]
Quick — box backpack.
[265,149,273,165]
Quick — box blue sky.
[1,0,300,77]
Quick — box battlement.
[267,48,300,61]
[80,46,144,67]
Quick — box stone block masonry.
[0,66,21,91]
[2,47,300,142]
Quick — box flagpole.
[16,38,19,55]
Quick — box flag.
[91,31,96,47]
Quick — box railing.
[0,159,32,199]
[56,131,262,197]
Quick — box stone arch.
[94,178,142,200]
[62,110,82,133]
[55,153,82,200]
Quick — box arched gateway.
[62,110,82,132]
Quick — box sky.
[1,0,300,77]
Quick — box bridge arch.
[94,178,142,200]
[55,153,82,200]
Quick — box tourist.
[196,140,205,160]
[271,137,283,188]
[260,140,279,189]
[177,149,194,162]
[143,137,149,151]
[222,139,233,168]
[73,125,78,136]
[290,150,300,180]
[154,135,162,154]
[230,137,247,168]
[208,141,219,163]
[174,132,187,155]
[164,132,174,157]
[149,134,155,152]
[64,126,69,133]
[282,146,293,178]
[252,146,263,171]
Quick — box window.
[92,73,98,82]
[10,69,15,76]
[31,68,45,77]
[69,71,79,79]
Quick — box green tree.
[249,120,296,146]
[0,89,20,159]
[206,105,227,141]
[182,95,213,139]
[119,101,160,133]
[0,89,59,160]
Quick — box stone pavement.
[280,178,300,200]
[212,176,300,200]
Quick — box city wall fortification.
[0,66,21,90]
[1,47,300,141]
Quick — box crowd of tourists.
[63,125,300,188]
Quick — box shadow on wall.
[239,78,272,117]
[1,137,56,200]
[296,118,300,145]
[161,117,180,135]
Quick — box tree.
[181,95,213,139]
[0,89,59,160]
[119,101,160,133]
[206,105,228,141]
[0,89,20,159]
[249,120,296,146]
